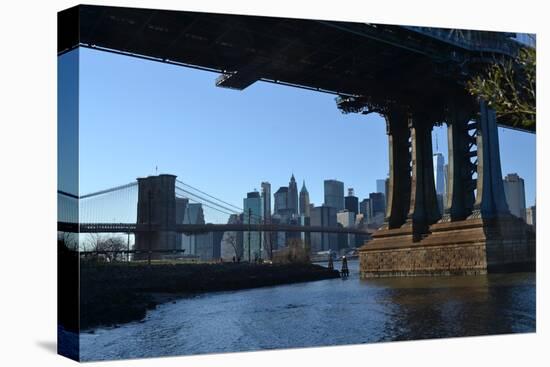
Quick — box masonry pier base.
[359,217,535,278]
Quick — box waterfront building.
[503,173,526,220]
[299,180,311,217]
[324,179,344,210]
[243,191,263,261]
[310,205,338,252]
[344,187,359,214]
[337,209,356,249]
[181,203,205,255]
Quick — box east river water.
[79,260,535,361]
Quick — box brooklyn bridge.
[58,5,535,277]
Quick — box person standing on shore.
[328,255,334,270]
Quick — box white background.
[0,0,548,365]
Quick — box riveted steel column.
[383,108,411,229]
[442,101,476,221]
[405,116,441,236]
[471,100,510,218]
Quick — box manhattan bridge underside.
[58,5,535,277]
[59,5,533,132]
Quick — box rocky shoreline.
[77,262,340,330]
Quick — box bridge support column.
[441,99,476,222]
[404,115,441,237]
[470,100,510,218]
[135,174,178,260]
[426,99,534,274]
[383,108,411,229]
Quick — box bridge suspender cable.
[176,179,244,211]
[79,182,138,199]
[175,193,237,217]
[175,186,263,220]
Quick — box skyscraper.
[175,197,189,250]
[287,174,298,215]
[433,153,446,214]
[274,186,288,214]
[433,153,445,195]
[368,192,385,226]
[181,203,205,255]
[299,180,310,217]
[261,182,271,220]
[376,179,386,197]
[324,179,344,210]
[503,173,526,220]
[359,198,370,221]
[344,188,359,214]
[444,163,449,209]
[337,209,356,249]
[261,182,272,259]
[525,205,536,228]
[310,205,338,252]
[195,232,223,261]
[243,191,262,261]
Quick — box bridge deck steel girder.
[58,5,532,132]
[58,222,372,235]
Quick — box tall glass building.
[324,179,344,210]
[344,188,359,214]
[433,153,446,195]
[243,191,263,261]
[376,179,386,197]
[503,173,526,220]
[274,186,288,214]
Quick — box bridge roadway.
[58,222,372,235]
[58,5,532,133]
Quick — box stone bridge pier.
[359,99,535,278]
[134,174,178,260]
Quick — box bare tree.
[224,232,242,260]
[59,231,79,251]
[272,238,310,264]
[85,233,102,252]
[96,236,126,262]
[84,233,126,262]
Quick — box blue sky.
[63,47,536,218]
